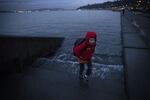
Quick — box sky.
[0,0,114,10]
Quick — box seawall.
[0,35,64,72]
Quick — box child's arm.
[74,41,87,58]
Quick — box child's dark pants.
[79,61,92,76]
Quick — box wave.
[0,8,75,13]
[33,57,123,80]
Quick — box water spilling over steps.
[34,32,124,80]
[33,57,123,80]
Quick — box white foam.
[55,53,67,59]
[132,20,139,28]
[46,58,123,79]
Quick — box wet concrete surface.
[0,58,126,100]
[124,49,150,100]
[124,11,150,46]
[123,34,148,49]
[122,11,150,100]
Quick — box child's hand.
[78,57,88,64]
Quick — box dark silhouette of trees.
[77,0,150,12]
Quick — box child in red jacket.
[74,32,96,81]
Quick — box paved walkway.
[121,11,150,100]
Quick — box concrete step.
[0,58,127,100]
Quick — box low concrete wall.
[0,36,64,72]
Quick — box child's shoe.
[84,75,89,82]
[79,74,84,80]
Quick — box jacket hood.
[85,32,97,41]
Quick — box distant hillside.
[77,1,123,10]
[77,0,150,13]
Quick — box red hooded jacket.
[73,32,97,62]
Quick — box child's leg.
[79,63,84,75]
[86,61,92,76]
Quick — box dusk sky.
[0,0,114,10]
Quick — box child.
[73,32,96,81]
